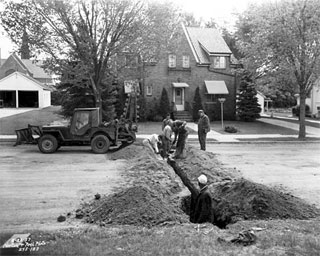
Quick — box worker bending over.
[142,134,162,154]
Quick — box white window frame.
[146,84,153,96]
[168,54,176,68]
[213,56,226,69]
[182,55,190,68]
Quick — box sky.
[0,0,270,59]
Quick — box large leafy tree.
[235,0,320,138]
[1,0,181,121]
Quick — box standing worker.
[197,110,210,151]
[171,120,188,159]
[162,120,173,160]
[162,113,172,130]
[190,174,214,224]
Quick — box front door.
[174,88,185,111]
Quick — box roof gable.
[0,53,29,74]
[0,53,52,81]
[183,25,232,64]
[0,71,51,91]
[21,59,52,79]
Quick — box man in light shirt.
[162,120,173,159]
[142,134,161,154]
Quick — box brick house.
[0,53,54,108]
[138,24,239,121]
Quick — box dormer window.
[213,56,226,69]
[182,55,190,68]
[168,54,176,68]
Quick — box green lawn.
[0,106,65,135]
[213,120,299,135]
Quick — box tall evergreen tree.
[158,88,171,119]
[192,87,203,121]
[236,72,261,122]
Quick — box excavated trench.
[78,144,320,228]
[168,147,320,228]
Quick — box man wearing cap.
[190,174,214,224]
[198,110,210,151]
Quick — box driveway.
[204,142,320,208]
[0,144,127,232]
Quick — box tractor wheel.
[91,135,110,154]
[38,134,58,153]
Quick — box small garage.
[18,91,39,108]
[0,90,16,108]
[0,71,51,108]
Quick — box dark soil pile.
[210,178,320,226]
[83,186,187,227]
[109,142,147,161]
[79,144,187,227]
[169,146,240,194]
[171,146,320,228]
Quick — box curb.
[2,136,319,144]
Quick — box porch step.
[174,111,193,122]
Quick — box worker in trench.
[190,174,214,224]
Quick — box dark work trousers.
[162,137,171,158]
[198,130,207,151]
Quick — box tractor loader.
[14,107,137,154]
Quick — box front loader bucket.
[14,125,42,146]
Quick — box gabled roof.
[183,25,232,64]
[0,71,52,91]
[0,53,52,80]
[21,59,52,79]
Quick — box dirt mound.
[210,179,320,226]
[169,146,240,195]
[175,146,240,182]
[78,143,187,227]
[109,142,151,161]
[83,186,187,227]
[171,146,320,228]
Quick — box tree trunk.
[90,75,103,122]
[298,93,306,139]
[96,94,103,122]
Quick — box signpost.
[218,98,226,129]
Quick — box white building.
[0,72,51,108]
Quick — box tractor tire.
[38,134,58,153]
[91,134,110,154]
